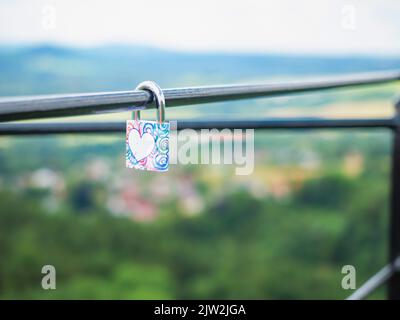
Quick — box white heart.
[128,129,155,161]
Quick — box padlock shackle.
[133,81,166,123]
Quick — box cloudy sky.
[0,0,399,55]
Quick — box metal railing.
[0,118,396,135]
[0,70,400,300]
[0,70,399,122]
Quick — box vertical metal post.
[389,99,400,299]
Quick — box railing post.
[389,99,400,299]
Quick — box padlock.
[126,81,170,172]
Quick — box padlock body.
[126,120,170,172]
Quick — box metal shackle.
[133,81,166,123]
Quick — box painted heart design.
[128,129,155,161]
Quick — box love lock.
[126,81,170,172]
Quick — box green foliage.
[0,131,391,299]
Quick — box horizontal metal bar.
[347,256,400,300]
[0,118,395,135]
[0,70,399,122]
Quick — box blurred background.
[0,0,400,299]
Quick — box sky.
[0,0,399,56]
